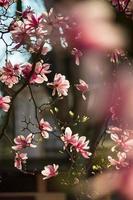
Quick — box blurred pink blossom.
[108,152,128,169]
[0,95,11,112]
[77,166,133,200]
[42,8,64,34]
[71,48,83,66]
[0,0,10,8]
[0,61,21,88]
[75,79,89,100]
[107,126,133,152]
[71,0,126,50]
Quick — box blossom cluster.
[0,60,89,100]
[0,95,11,112]
[0,61,71,97]
[107,126,133,169]
[61,127,92,159]
[12,133,36,170]
[10,7,65,52]
[12,117,53,171]
[11,124,91,180]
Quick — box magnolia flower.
[10,20,30,49]
[73,136,92,158]
[107,127,124,151]
[14,152,28,170]
[61,127,78,148]
[12,133,37,151]
[0,61,21,88]
[22,7,34,19]
[0,0,10,8]
[47,73,70,96]
[39,118,53,138]
[71,48,83,66]
[75,79,89,100]
[22,9,51,38]
[42,8,64,34]
[108,152,128,169]
[0,95,11,112]
[61,127,91,159]
[25,13,43,31]
[41,164,59,180]
[22,62,51,84]
[107,126,132,152]
[107,126,123,135]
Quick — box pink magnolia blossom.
[108,152,128,169]
[22,7,34,19]
[61,127,78,148]
[39,118,53,139]
[73,135,92,158]
[71,48,83,66]
[22,9,50,38]
[0,95,11,112]
[22,62,51,84]
[75,79,89,100]
[41,164,59,180]
[0,0,10,8]
[14,152,28,170]
[12,133,37,151]
[10,21,30,49]
[42,8,64,34]
[24,13,43,31]
[107,126,133,152]
[47,73,70,96]
[61,127,91,159]
[107,126,123,135]
[0,61,21,88]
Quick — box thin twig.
[28,85,39,124]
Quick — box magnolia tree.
[0,0,133,199]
